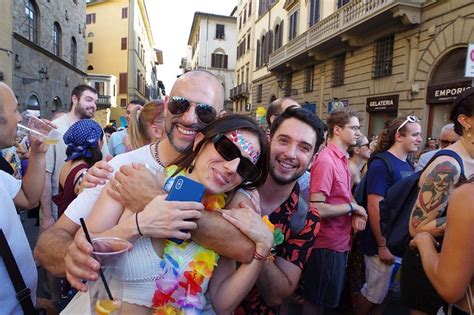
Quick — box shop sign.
[465,43,474,77]
[366,95,399,112]
[427,81,471,104]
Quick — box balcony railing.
[269,0,423,70]
[96,95,111,109]
[230,83,250,100]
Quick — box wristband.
[135,212,143,236]
[348,203,354,214]
[378,244,387,248]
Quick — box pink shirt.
[310,143,352,252]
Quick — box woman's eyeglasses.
[396,115,419,134]
[168,96,217,125]
[211,134,261,182]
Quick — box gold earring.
[466,127,472,139]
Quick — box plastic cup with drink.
[17,111,62,145]
[88,237,130,315]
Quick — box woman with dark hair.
[410,178,474,315]
[53,119,103,218]
[401,88,474,315]
[83,114,272,314]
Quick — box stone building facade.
[10,0,86,118]
[187,11,237,113]
[250,0,474,139]
[231,0,256,117]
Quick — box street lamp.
[22,67,49,85]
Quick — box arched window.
[211,48,228,69]
[53,22,62,57]
[27,94,40,109]
[87,65,94,70]
[70,37,77,67]
[25,0,38,43]
[87,32,94,38]
[52,96,62,110]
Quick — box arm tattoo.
[435,217,446,228]
[411,207,427,228]
[419,161,458,213]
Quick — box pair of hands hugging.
[66,118,274,296]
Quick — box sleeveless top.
[52,163,88,218]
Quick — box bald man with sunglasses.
[34,70,257,293]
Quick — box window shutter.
[256,40,261,67]
[268,30,273,55]
[119,73,127,94]
[224,55,228,69]
[279,21,284,47]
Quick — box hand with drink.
[17,111,61,145]
[88,237,131,315]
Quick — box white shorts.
[360,255,395,304]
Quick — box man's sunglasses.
[211,134,261,182]
[168,96,217,125]
[396,115,420,134]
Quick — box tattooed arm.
[409,156,461,237]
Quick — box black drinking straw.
[79,218,114,301]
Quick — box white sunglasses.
[396,115,419,134]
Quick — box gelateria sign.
[366,95,399,112]
[427,81,471,104]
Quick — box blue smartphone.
[166,175,205,244]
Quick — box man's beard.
[75,105,94,119]
[165,120,201,154]
[269,161,306,186]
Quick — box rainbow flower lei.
[152,166,225,314]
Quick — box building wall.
[0,0,13,86]
[86,0,158,124]
[11,0,86,118]
[128,0,157,101]
[86,0,128,123]
[233,0,256,115]
[188,13,237,107]
[251,0,474,139]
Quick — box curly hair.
[373,115,414,154]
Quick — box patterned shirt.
[236,183,321,315]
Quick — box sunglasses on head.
[396,115,420,134]
[168,96,217,125]
[211,134,261,182]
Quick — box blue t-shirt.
[360,151,414,256]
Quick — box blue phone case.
[166,176,205,244]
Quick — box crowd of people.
[0,70,472,315]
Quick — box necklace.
[152,142,166,168]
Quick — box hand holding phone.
[166,176,205,244]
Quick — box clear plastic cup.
[17,111,62,145]
[88,237,130,315]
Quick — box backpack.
[379,149,465,257]
[354,153,393,210]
